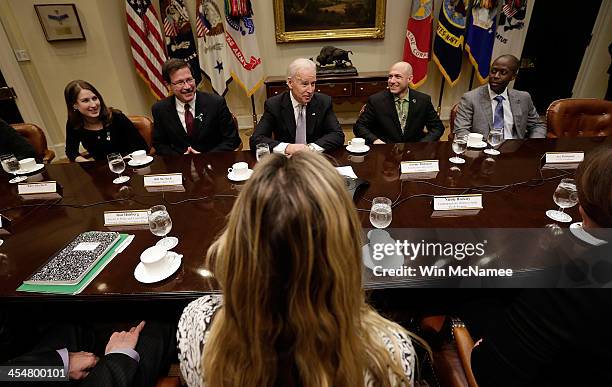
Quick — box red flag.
[403,0,434,88]
[125,0,167,100]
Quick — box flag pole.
[250,95,257,129]
[437,79,445,116]
[469,68,475,90]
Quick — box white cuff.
[273,142,289,154]
[309,143,324,152]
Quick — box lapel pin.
[312,112,316,116]
[412,99,416,103]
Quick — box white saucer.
[134,252,182,283]
[128,156,153,167]
[346,145,370,154]
[227,169,253,182]
[16,163,44,175]
[468,142,487,149]
[156,236,178,250]
[569,222,607,246]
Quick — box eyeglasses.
[171,78,195,86]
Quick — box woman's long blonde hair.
[203,152,412,387]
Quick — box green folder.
[17,233,132,295]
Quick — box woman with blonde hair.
[178,151,418,387]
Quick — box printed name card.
[143,173,182,187]
[545,152,584,164]
[433,194,483,211]
[401,160,439,174]
[18,181,57,195]
[103,210,150,226]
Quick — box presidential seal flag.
[432,0,470,86]
[492,0,534,61]
[196,0,232,95]
[125,0,167,100]
[403,0,434,88]
[223,1,264,96]
[160,0,202,86]
[466,0,499,84]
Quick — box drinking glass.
[449,135,467,164]
[370,197,392,229]
[107,153,130,184]
[484,128,503,156]
[0,154,27,183]
[255,143,270,161]
[546,178,578,222]
[148,205,175,247]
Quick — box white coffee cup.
[140,245,175,276]
[18,158,36,171]
[348,138,366,149]
[467,133,484,147]
[228,162,249,177]
[131,150,147,163]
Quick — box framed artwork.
[35,4,85,42]
[274,0,386,43]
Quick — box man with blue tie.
[454,55,546,139]
[250,58,344,155]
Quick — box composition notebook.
[23,231,121,285]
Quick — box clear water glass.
[148,205,173,241]
[449,135,467,164]
[484,128,503,156]
[546,178,578,222]
[370,197,392,229]
[107,152,129,184]
[0,154,27,183]
[255,143,270,161]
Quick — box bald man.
[454,54,546,139]
[353,61,444,144]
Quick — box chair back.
[10,122,56,163]
[546,98,612,138]
[127,115,155,153]
[232,113,243,151]
[448,103,459,141]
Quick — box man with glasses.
[250,58,344,155]
[152,59,240,155]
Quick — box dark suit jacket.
[353,89,444,143]
[152,91,240,155]
[0,119,37,161]
[249,91,344,151]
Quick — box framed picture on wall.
[273,0,386,43]
[34,4,85,42]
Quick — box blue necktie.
[493,95,505,130]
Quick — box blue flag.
[466,1,499,84]
[433,0,470,86]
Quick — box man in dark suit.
[0,119,37,160]
[250,58,344,155]
[2,321,175,386]
[152,59,240,155]
[353,61,444,144]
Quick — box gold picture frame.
[274,0,386,43]
[35,4,85,42]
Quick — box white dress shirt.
[487,84,515,139]
[273,92,323,154]
[175,94,197,134]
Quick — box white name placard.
[401,160,439,174]
[143,173,182,187]
[103,210,150,226]
[18,181,57,195]
[545,152,584,164]
[434,194,483,211]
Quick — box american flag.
[164,17,178,37]
[195,12,209,38]
[502,0,518,17]
[125,0,167,100]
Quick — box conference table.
[0,136,610,301]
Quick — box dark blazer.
[250,91,344,151]
[152,91,240,155]
[353,89,444,143]
[0,119,37,161]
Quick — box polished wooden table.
[0,137,610,299]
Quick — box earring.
[73,106,78,111]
